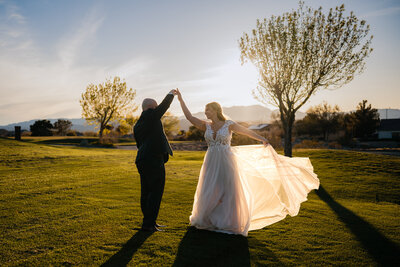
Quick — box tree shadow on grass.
[100,230,153,267]
[173,226,251,267]
[316,185,400,266]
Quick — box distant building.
[377,119,400,140]
[248,123,270,131]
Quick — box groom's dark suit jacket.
[134,94,174,164]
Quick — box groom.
[134,89,177,232]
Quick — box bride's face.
[205,106,216,119]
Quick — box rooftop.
[378,119,400,131]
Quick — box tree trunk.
[283,123,293,157]
[281,112,295,157]
[99,125,104,138]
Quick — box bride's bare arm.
[230,122,269,146]
[176,89,206,131]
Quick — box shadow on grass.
[316,185,400,266]
[173,226,251,267]
[100,230,153,267]
[247,235,282,266]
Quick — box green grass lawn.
[0,138,399,266]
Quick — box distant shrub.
[80,139,89,146]
[231,133,259,146]
[99,137,116,146]
[21,131,31,136]
[328,142,342,149]
[337,135,356,147]
[66,130,78,136]
[99,131,119,146]
[0,129,9,137]
[265,125,283,149]
[83,131,98,137]
[294,139,325,149]
[173,130,187,141]
[186,126,205,141]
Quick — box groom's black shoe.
[141,225,164,232]
[155,223,167,228]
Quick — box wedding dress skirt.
[189,121,320,236]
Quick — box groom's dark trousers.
[134,93,174,228]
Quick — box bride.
[176,89,320,236]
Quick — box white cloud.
[57,7,104,69]
[4,1,26,24]
[8,12,26,24]
[0,2,156,125]
[0,1,32,51]
[108,57,155,80]
[362,6,400,18]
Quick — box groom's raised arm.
[153,91,175,120]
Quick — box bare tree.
[80,76,138,138]
[54,119,72,136]
[239,2,373,156]
[296,102,342,141]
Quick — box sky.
[0,0,399,125]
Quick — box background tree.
[0,129,10,137]
[295,113,321,138]
[124,115,139,131]
[54,119,72,136]
[296,102,342,141]
[231,122,260,146]
[30,120,53,136]
[174,130,187,141]
[345,100,380,139]
[116,115,138,136]
[186,126,205,141]
[239,3,373,156]
[116,122,131,136]
[161,112,180,138]
[80,76,138,138]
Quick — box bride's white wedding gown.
[189,120,320,236]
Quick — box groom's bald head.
[142,98,158,111]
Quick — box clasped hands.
[169,88,182,101]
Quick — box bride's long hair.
[206,102,226,121]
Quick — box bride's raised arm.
[176,89,206,131]
[230,122,269,146]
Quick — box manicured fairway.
[0,138,399,266]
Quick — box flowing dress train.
[189,120,320,236]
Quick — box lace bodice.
[205,120,235,148]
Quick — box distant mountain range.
[1,106,399,132]
[0,118,97,132]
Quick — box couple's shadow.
[172,227,280,267]
[101,230,153,267]
[101,226,279,266]
[172,226,251,266]
[100,227,253,267]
